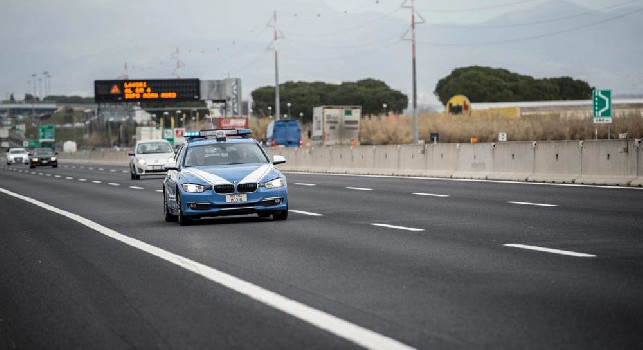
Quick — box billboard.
[94,79,200,103]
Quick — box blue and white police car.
[162,129,288,225]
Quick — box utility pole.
[403,0,424,144]
[270,11,281,120]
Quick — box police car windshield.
[184,143,268,167]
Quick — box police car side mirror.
[272,155,286,165]
[163,161,179,171]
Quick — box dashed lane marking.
[289,210,323,216]
[371,223,424,232]
[504,244,596,257]
[508,201,557,207]
[346,186,373,191]
[412,192,449,198]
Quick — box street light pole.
[287,102,291,118]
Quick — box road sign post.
[592,89,612,139]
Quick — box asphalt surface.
[0,161,642,349]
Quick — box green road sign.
[39,124,55,141]
[27,140,41,148]
[592,89,612,123]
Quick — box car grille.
[237,183,257,193]
[214,184,235,194]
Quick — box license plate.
[226,194,247,203]
[42,160,48,164]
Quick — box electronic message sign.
[94,79,200,103]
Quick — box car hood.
[181,163,279,185]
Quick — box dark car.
[29,148,58,168]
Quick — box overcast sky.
[0,0,640,106]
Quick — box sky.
[0,0,641,107]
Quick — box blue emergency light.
[185,129,252,140]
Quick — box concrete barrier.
[351,146,376,174]
[488,141,535,181]
[631,140,643,186]
[58,140,643,187]
[530,141,581,183]
[373,145,400,175]
[329,147,353,174]
[576,140,636,185]
[453,143,494,179]
[426,143,459,178]
[396,145,427,176]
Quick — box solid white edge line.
[0,186,414,350]
[504,244,596,257]
[346,187,373,191]
[289,210,323,216]
[508,201,558,207]
[285,172,643,191]
[372,223,424,232]
[412,192,449,198]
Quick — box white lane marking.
[412,192,449,198]
[38,173,44,176]
[508,201,557,207]
[122,170,129,174]
[504,244,596,258]
[71,166,76,169]
[289,210,323,216]
[92,180,102,184]
[109,169,116,172]
[129,186,144,190]
[346,186,372,191]
[155,189,163,193]
[88,167,94,170]
[45,174,52,177]
[78,179,87,182]
[286,172,643,191]
[0,186,414,350]
[65,177,73,180]
[98,168,105,171]
[54,175,61,178]
[372,223,424,232]
[108,183,120,186]
[294,183,316,187]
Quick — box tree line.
[251,79,408,122]
[434,66,593,105]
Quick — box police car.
[162,129,288,225]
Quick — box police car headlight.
[262,178,285,189]
[137,158,146,165]
[182,183,206,193]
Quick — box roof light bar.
[185,129,252,139]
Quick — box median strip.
[372,223,424,232]
[504,244,595,257]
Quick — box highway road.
[1,161,642,349]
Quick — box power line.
[416,7,643,46]
[416,0,541,13]
[427,0,642,28]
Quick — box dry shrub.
[360,110,643,144]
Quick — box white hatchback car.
[128,139,175,180]
[6,147,30,165]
